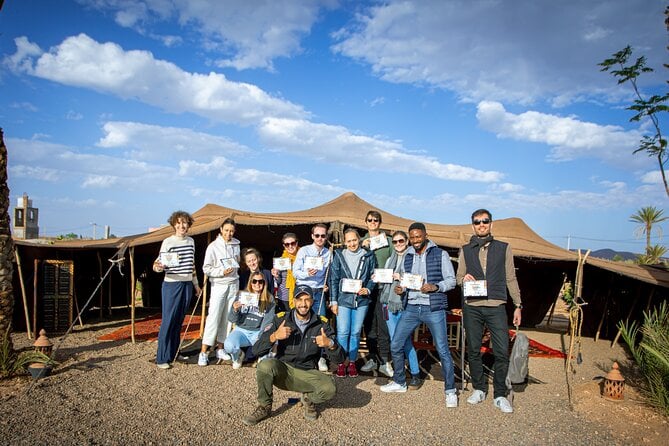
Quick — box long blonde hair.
[246,272,273,313]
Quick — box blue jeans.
[224,327,260,361]
[156,281,193,364]
[385,304,420,376]
[312,289,326,317]
[336,304,369,362]
[390,304,455,393]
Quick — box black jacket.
[253,310,345,370]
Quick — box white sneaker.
[318,358,328,372]
[466,389,486,405]
[232,351,245,370]
[378,362,394,378]
[361,358,377,372]
[494,396,513,413]
[380,381,407,393]
[216,349,231,361]
[197,352,209,367]
[156,363,171,369]
[446,392,458,408]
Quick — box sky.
[1,0,668,254]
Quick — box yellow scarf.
[282,249,297,308]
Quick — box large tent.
[13,192,669,340]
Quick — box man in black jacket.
[242,285,345,426]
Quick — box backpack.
[505,330,529,403]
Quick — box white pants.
[202,281,238,347]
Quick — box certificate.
[400,273,424,290]
[463,280,488,297]
[369,233,389,250]
[159,252,179,267]
[220,257,239,269]
[341,278,362,294]
[273,257,291,271]
[304,256,324,271]
[373,268,394,284]
[238,291,259,308]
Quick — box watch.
[515,304,523,309]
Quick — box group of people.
[152,207,523,426]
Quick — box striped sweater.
[157,235,198,285]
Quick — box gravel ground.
[1,316,667,445]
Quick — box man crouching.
[242,285,345,426]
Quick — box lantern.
[602,361,625,401]
[33,329,53,358]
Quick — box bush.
[618,301,669,415]
[0,329,53,379]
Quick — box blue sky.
[1,0,667,253]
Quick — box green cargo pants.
[256,358,336,406]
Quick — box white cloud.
[9,165,60,182]
[8,34,307,126]
[10,102,38,112]
[66,110,84,120]
[489,183,524,193]
[640,170,663,184]
[332,0,666,105]
[258,117,504,182]
[476,100,648,168]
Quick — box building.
[13,193,39,239]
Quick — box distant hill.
[590,249,638,261]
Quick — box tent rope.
[566,301,584,407]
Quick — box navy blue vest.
[462,239,508,301]
[404,245,448,311]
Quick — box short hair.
[311,223,328,234]
[392,230,408,240]
[344,228,359,239]
[365,210,382,223]
[282,232,298,242]
[408,222,426,233]
[471,209,492,222]
[242,247,263,266]
[168,211,194,228]
[220,217,236,229]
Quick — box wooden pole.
[594,288,610,342]
[33,259,39,333]
[107,260,112,316]
[130,247,136,344]
[199,231,212,338]
[97,252,103,317]
[14,248,32,339]
[611,284,643,347]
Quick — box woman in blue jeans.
[329,228,377,378]
[224,272,275,369]
[378,230,421,388]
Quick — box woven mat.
[98,314,201,342]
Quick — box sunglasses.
[366,218,380,223]
[283,241,297,247]
[473,218,491,225]
[251,279,265,284]
[313,233,327,238]
[392,239,406,244]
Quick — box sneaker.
[347,362,358,378]
[378,361,394,378]
[408,375,423,390]
[242,404,271,426]
[318,357,328,372]
[494,396,513,413]
[360,358,377,372]
[380,381,408,393]
[467,389,486,405]
[216,348,231,361]
[446,392,458,408]
[232,351,245,370]
[198,352,209,367]
[156,363,171,369]
[336,363,346,378]
[301,394,318,421]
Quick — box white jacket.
[202,235,241,284]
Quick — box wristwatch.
[515,304,523,309]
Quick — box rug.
[98,314,202,342]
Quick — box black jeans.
[362,291,390,363]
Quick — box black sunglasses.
[392,239,406,244]
[313,233,327,238]
[366,218,380,223]
[251,279,265,284]
[473,218,491,225]
[283,241,297,247]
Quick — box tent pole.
[130,247,136,344]
[611,284,643,347]
[97,251,103,317]
[200,231,212,338]
[33,259,39,334]
[14,248,32,339]
[594,289,610,342]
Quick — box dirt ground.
[1,312,667,445]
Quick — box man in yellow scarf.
[271,232,299,312]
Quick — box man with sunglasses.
[456,209,522,414]
[360,210,394,377]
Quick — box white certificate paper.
[341,278,362,293]
[400,273,424,290]
[238,291,259,308]
[373,268,394,284]
[273,257,291,271]
[463,280,488,297]
[369,233,389,250]
[304,256,324,271]
[220,257,239,269]
[159,252,179,267]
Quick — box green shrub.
[618,301,669,415]
[0,329,53,379]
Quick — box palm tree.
[630,206,668,254]
[0,128,14,350]
[637,244,669,265]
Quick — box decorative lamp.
[33,329,53,358]
[602,361,625,401]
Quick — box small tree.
[637,244,668,265]
[630,206,668,254]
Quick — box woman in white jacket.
[198,218,241,366]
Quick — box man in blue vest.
[456,209,522,414]
[380,222,458,409]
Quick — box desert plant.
[618,301,669,415]
[0,329,52,379]
[636,244,668,265]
